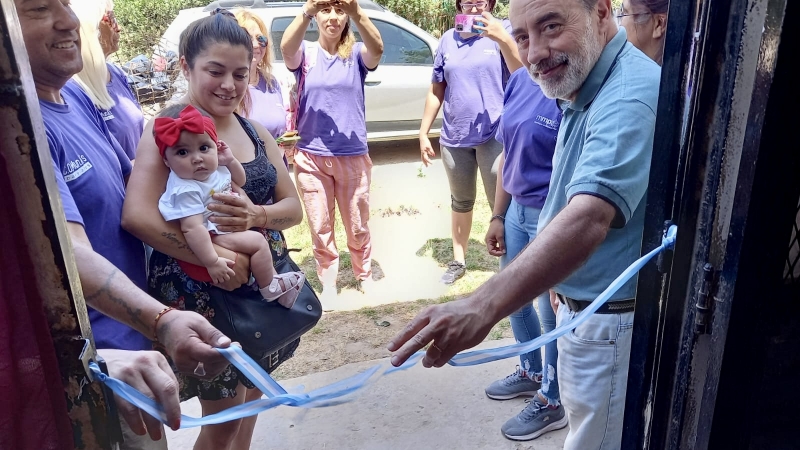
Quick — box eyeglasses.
[211,7,235,19]
[254,34,268,48]
[101,11,119,33]
[614,8,650,25]
[460,1,488,12]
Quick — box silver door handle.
[366,80,382,86]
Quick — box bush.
[114,0,207,61]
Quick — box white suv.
[160,0,442,141]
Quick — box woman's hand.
[420,135,435,167]
[303,0,329,15]
[485,219,506,256]
[207,186,263,232]
[336,0,361,16]
[473,12,507,43]
[278,141,297,162]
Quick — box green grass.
[284,174,498,300]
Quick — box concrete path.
[166,339,568,449]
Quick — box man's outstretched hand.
[387,298,495,368]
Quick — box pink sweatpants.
[293,151,372,285]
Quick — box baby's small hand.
[207,257,236,284]
[216,140,236,167]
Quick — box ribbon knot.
[154,105,218,156]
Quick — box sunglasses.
[254,34,268,48]
[460,1,488,12]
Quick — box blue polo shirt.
[538,28,661,301]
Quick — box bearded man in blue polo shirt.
[388,0,661,448]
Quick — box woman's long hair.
[336,20,356,60]
[234,9,273,83]
[70,0,115,110]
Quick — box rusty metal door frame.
[1,0,116,448]
[623,0,790,448]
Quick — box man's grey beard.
[528,19,604,100]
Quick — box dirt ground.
[271,299,515,380]
[272,139,516,380]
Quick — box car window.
[270,16,431,66]
[372,20,432,65]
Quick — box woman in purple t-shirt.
[418,0,522,285]
[70,0,145,162]
[280,0,383,307]
[235,9,296,163]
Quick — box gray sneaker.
[501,397,568,441]
[485,366,542,400]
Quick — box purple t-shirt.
[293,41,370,157]
[496,68,561,209]
[433,23,511,148]
[248,74,286,139]
[102,64,145,161]
[40,81,150,352]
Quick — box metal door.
[623,0,792,448]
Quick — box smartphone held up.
[455,14,485,34]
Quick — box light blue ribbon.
[89,225,677,428]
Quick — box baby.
[154,104,304,308]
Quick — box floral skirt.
[148,229,300,401]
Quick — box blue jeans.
[500,199,560,405]
[557,305,634,450]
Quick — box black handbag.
[206,252,322,361]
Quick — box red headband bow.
[154,105,218,157]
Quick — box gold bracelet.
[260,205,268,227]
[153,307,176,342]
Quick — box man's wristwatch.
[490,214,505,223]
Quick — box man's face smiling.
[510,0,606,100]
[15,0,82,97]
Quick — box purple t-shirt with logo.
[293,41,370,157]
[248,74,286,139]
[433,22,510,148]
[40,81,150,351]
[496,68,561,209]
[102,63,144,161]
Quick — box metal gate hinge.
[695,263,718,334]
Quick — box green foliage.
[374,0,509,39]
[114,0,207,61]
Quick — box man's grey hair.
[580,0,600,10]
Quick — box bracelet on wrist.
[490,214,505,223]
[260,205,268,227]
[153,307,176,342]
[301,7,314,20]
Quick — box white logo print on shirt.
[64,154,93,182]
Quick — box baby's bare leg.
[211,231,275,287]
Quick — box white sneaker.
[320,284,340,311]
[358,277,376,295]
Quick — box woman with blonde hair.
[280,0,383,308]
[70,0,144,161]
[235,9,295,161]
